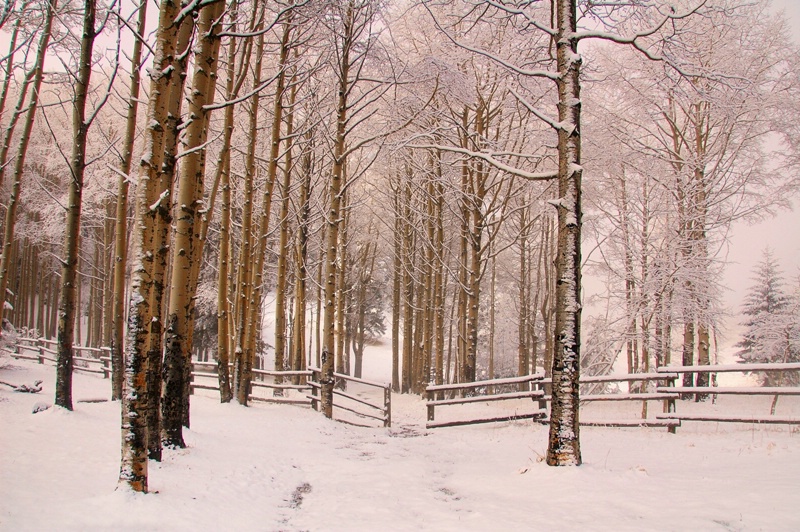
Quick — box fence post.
[665,375,677,434]
[38,338,44,364]
[426,388,435,422]
[310,369,319,411]
[384,386,391,428]
[189,362,195,396]
[535,378,547,414]
[101,347,111,378]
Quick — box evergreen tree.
[736,249,799,386]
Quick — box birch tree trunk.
[274,71,296,395]
[546,0,582,467]
[55,0,96,411]
[119,0,181,493]
[162,0,223,447]
[233,21,264,405]
[110,0,147,401]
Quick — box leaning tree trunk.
[546,0,582,467]
[0,9,21,141]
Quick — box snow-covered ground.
[2,350,799,531]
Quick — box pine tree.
[736,249,798,386]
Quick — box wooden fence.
[425,365,800,432]
[654,362,800,428]
[190,361,313,405]
[542,372,682,431]
[424,374,546,429]
[11,337,799,432]
[12,336,111,377]
[308,368,391,428]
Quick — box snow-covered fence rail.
[12,336,111,377]
[539,372,682,431]
[249,368,313,405]
[308,368,391,428]
[424,374,546,429]
[655,363,800,428]
[190,361,313,405]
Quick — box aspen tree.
[320,0,381,416]
[335,188,349,384]
[290,129,313,383]
[275,61,298,393]
[152,12,194,456]
[233,13,264,405]
[391,173,401,392]
[238,10,294,404]
[162,0,224,447]
[119,0,182,493]
[110,0,147,401]
[213,0,246,404]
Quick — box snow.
[2,353,800,530]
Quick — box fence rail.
[190,361,313,405]
[308,368,391,428]
[12,336,111,377]
[655,363,800,427]
[430,366,800,432]
[425,374,546,429]
[10,337,800,432]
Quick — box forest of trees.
[0,0,798,488]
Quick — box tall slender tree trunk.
[391,177,401,392]
[148,11,192,460]
[400,175,414,394]
[110,0,147,401]
[119,0,181,493]
[546,0,582,467]
[55,0,95,409]
[233,24,264,405]
[433,164,445,397]
[162,0,223,447]
[321,3,355,416]
[275,65,297,395]
[291,131,312,383]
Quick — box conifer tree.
[736,249,799,386]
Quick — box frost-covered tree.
[736,250,800,386]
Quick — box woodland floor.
[1,354,800,531]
